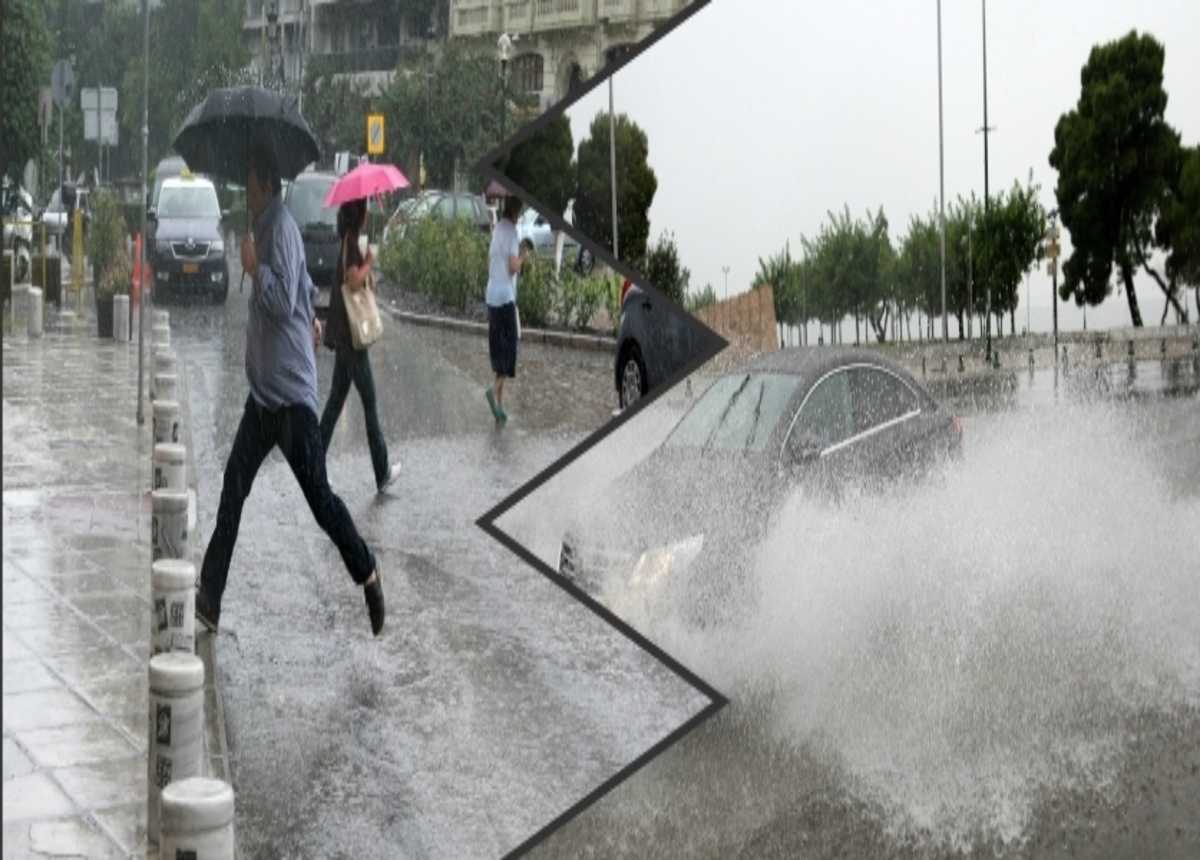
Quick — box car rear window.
[158,185,220,219]
[286,180,338,229]
[665,372,802,454]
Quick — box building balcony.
[533,0,595,30]
[454,0,498,36]
[504,0,533,31]
[637,0,689,22]
[597,0,635,25]
[308,43,421,75]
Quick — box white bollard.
[155,373,178,404]
[27,287,43,338]
[152,323,171,348]
[153,399,181,445]
[151,559,196,656]
[160,778,236,860]
[153,350,178,400]
[113,294,130,342]
[148,653,205,845]
[153,443,187,492]
[154,309,170,327]
[151,490,189,562]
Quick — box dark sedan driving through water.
[560,346,964,628]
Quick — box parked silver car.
[515,205,594,275]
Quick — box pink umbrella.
[322,162,410,208]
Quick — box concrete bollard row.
[153,350,177,401]
[27,287,44,338]
[148,653,205,844]
[114,295,130,342]
[159,777,237,858]
[152,322,171,349]
[152,560,196,656]
[154,443,186,492]
[153,399,181,446]
[151,490,189,563]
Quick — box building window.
[606,44,633,66]
[513,53,544,93]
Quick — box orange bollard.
[131,233,152,303]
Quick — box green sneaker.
[497,406,508,423]
[485,386,501,420]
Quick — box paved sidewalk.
[3,299,232,858]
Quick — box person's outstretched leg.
[319,348,353,455]
[348,347,397,491]
[196,395,276,631]
[278,403,383,634]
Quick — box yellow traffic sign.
[1045,240,1060,259]
[367,114,384,155]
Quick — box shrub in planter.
[379,213,489,311]
[87,189,129,284]
[516,253,555,329]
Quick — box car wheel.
[575,247,594,276]
[618,345,648,410]
[212,282,228,304]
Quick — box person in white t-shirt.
[484,195,527,422]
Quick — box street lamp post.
[979,0,995,361]
[267,3,279,90]
[962,217,974,339]
[723,266,729,301]
[497,33,513,144]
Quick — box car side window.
[795,371,853,450]
[849,368,919,434]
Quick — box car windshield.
[158,185,220,219]
[286,180,338,229]
[664,372,802,454]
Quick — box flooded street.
[502,356,1200,858]
[161,278,710,858]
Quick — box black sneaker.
[195,589,219,633]
[364,566,385,636]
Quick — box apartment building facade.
[242,0,691,103]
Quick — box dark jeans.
[319,343,389,486]
[198,394,376,623]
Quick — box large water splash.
[641,396,1200,851]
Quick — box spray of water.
[638,398,1200,851]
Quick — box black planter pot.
[96,294,115,338]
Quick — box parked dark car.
[283,170,341,291]
[615,279,711,410]
[561,346,964,629]
[148,174,230,303]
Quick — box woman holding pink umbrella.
[318,163,408,493]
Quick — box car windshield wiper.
[702,374,751,453]
[744,380,766,450]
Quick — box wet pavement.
[500,354,1200,859]
[3,285,710,858]
[3,299,231,859]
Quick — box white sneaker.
[377,463,402,494]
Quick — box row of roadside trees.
[754,177,1046,345]
[751,30,1198,338]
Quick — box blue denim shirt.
[245,193,319,416]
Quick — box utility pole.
[1046,210,1061,361]
[937,0,947,346]
[980,0,995,361]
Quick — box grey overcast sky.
[565,0,1200,333]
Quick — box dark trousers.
[319,343,389,487]
[198,394,376,622]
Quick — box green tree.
[979,174,1046,336]
[575,112,657,265]
[641,230,690,306]
[1157,144,1200,321]
[501,114,575,216]
[71,0,141,183]
[2,0,52,191]
[302,60,372,166]
[122,0,252,178]
[1049,30,1187,327]
[377,40,530,191]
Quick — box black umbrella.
[172,86,320,184]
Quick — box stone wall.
[693,285,779,370]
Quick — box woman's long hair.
[337,199,367,241]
